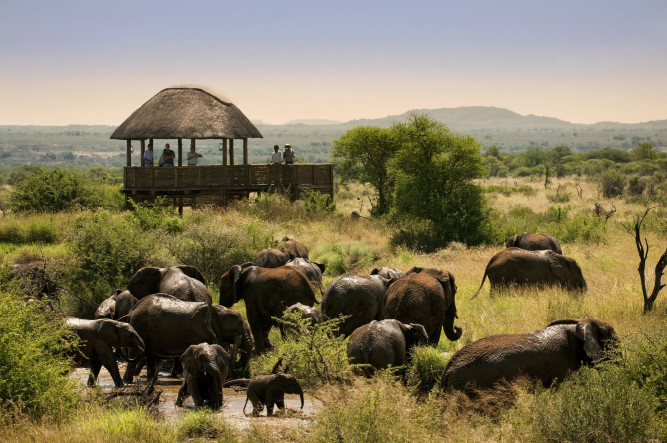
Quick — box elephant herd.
[67,232,618,410]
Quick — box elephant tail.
[243,395,250,416]
[470,270,488,300]
[223,378,250,387]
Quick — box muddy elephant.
[441,318,619,392]
[175,343,234,409]
[472,248,587,298]
[66,317,145,388]
[321,272,398,337]
[384,267,462,346]
[123,294,218,382]
[370,267,406,281]
[243,373,304,417]
[506,232,563,254]
[275,237,309,260]
[279,302,324,336]
[127,265,211,303]
[285,257,326,294]
[253,248,293,268]
[210,304,254,372]
[347,319,429,376]
[94,289,138,320]
[219,264,318,353]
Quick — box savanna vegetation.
[0,114,666,442]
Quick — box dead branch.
[628,207,666,313]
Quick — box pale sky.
[1,0,666,126]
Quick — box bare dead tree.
[625,208,667,313]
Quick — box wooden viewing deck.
[122,163,334,208]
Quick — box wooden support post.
[126,140,132,166]
[243,138,248,165]
[190,139,196,166]
[223,139,228,165]
[178,138,183,166]
[230,139,235,165]
[140,139,145,167]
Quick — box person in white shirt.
[270,145,283,164]
[144,143,154,167]
[187,146,203,166]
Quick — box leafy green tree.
[632,142,659,161]
[388,113,491,247]
[331,126,398,215]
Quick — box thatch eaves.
[110,86,263,140]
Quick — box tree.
[631,142,659,161]
[331,126,398,215]
[388,113,491,247]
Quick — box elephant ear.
[180,344,197,372]
[176,265,206,284]
[406,266,424,275]
[506,235,519,248]
[575,319,604,361]
[545,251,567,282]
[314,261,326,273]
[127,267,162,299]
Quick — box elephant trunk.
[125,335,146,362]
[444,303,463,341]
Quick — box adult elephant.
[370,267,406,281]
[441,318,619,392]
[211,305,254,371]
[94,289,138,320]
[123,294,218,382]
[175,343,234,409]
[506,232,563,254]
[66,317,145,388]
[127,265,212,303]
[321,272,398,337]
[347,319,429,375]
[275,237,309,260]
[472,248,587,298]
[285,258,326,294]
[219,264,318,353]
[384,267,462,346]
[253,248,292,268]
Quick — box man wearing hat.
[283,143,295,164]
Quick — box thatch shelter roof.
[110,86,263,140]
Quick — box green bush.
[0,216,60,244]
[532,365,659,442]
[0,289,79,420]
[621,329,667,411]
[599,170,626,198]
[301,189,336,214]
[406,346,450,394]
[313,241,378,274]
[176,409,234,441]
[128,198,183,233]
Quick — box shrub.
[301,189,336,214]
[599,170,626,198]
[176,409,234,441]
[621,329,667,411]
[0,289,79,420]
[627,175,647,197]
[406,346,450,394]
[128,198,183,233]
[0,216,60,244]
[313,241,378,274]
[532,365,658,442]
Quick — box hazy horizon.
[1,1,666,127]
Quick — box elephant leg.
[175,381,189,407]
[123,359,137,383]
[88,356,102,386]
[248,313,266,354]
[170,359,182,378]
[265,393,276,416]
[251,400,264,417]
[189,378,205,407]
[95,343,124,388]
[146,354,159,380]
[274,393,285,411]
[429,329,442,347]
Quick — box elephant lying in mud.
[441,318,619,392]
[472,248,587,297]
[347,319,429,376]
[506,232,563,254]
[66,317,145,388]
[243,373,304,417]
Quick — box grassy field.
[1,175,666,442]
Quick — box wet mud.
[70,364,320,430]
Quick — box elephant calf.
[66,317,145,388]
[441,317,619,392]
[347,319,429,376]
[176,343,232,409]
[243,373,304,417]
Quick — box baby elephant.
[243,373,304,417]
[176,343,232,409]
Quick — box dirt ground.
[70,363,320,431]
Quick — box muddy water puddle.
[70,364,320,431]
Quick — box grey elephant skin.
[280,302,324,336]
[210,304,254,371]
[473,248,587,297]
[506,232,563,254]
[285,257,326,294]
[243,373,304,416]
[441,318,618,392]
[127,265,212,303]
[384,267,462,345]
[253,248,292,268]
[123,294,218,382]
[370,266,406,281]
[66,317,145,388]
[176,343,231,409]
[94,289,138,320]
[275,237,309,260]
[347,319,428,375]
[321,272,397,337]
[219,264,318,353]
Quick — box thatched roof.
[110,86,263,140]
